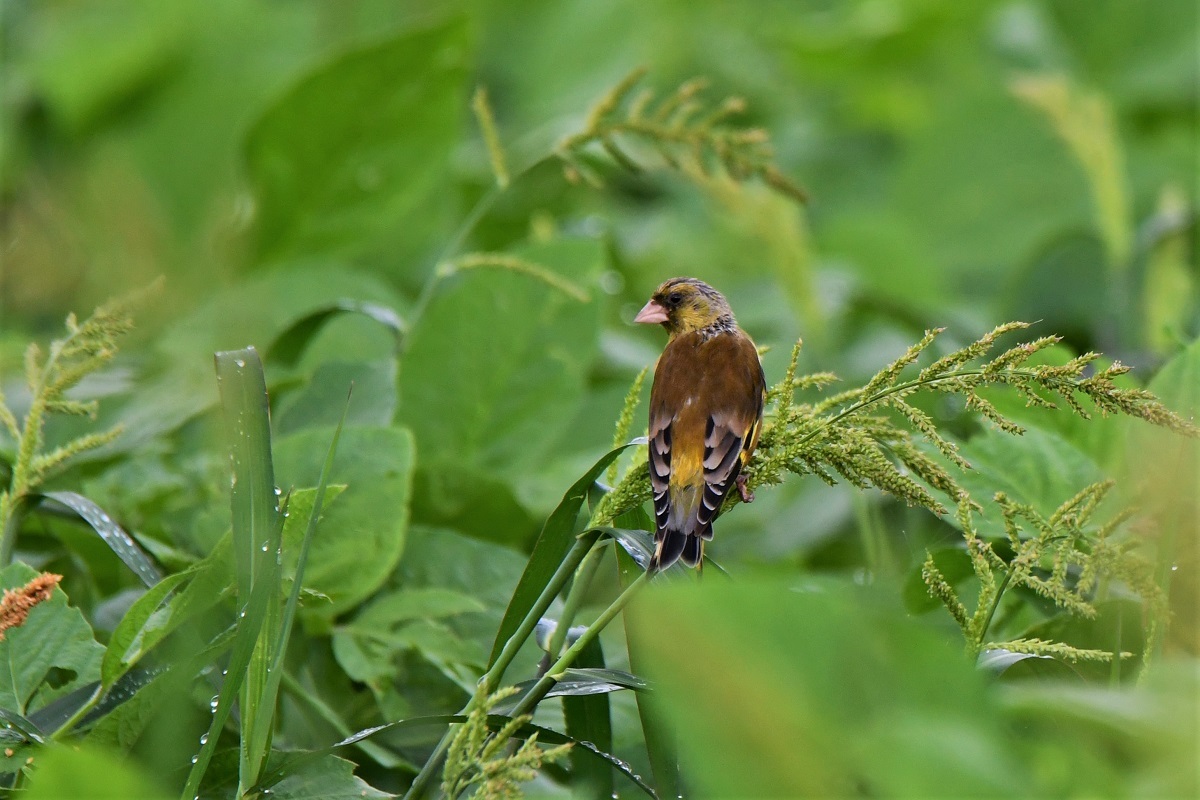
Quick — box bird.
[634,277,766,571]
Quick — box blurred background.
[0,1,1197,796]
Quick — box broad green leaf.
[629,577,1029,799]
[410,465,539,548]
[893,84,1090,282]
[246,18,469,266]
[276,360,397,435]
[951,425,1105,540]
[24,0,187,135]
[279,484,347,581]
[398,237,604,474]
[25,743,170,800]
[0,564,104,717]
[267,300,405,368]
[487,443,632,666]
[274,426,414,615]
[87,629,235,754]
[259,754,393,799]
[100,570,188,689]
[332,588,486,684]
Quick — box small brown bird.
[634,277,766,571]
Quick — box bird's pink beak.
[634,299,669,324]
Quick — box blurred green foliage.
[0,0,1197,797]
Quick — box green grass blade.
[250,386,352,786]
[36,491,163,586]
[182,347,283,798]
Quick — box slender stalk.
[546,541,607,658]
[511,571,650,718]
[974,568,1014,657]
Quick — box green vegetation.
[1,3,1196,798]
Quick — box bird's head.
[634,277,735,337]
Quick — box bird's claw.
[736,474,755,503]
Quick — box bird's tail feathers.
[650,523,709,571]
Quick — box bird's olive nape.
[4,4,1197,800]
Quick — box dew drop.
[234,359,245,368]
[199,733,209,745]
[1171,565,1179,571]
[209,696,219,711]
[261,544,269,552]
[191,755,199,764]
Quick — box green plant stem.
[546,541,607,658]
[974,568,1014,657]
[404,534,598,800]
[511,571,650,719]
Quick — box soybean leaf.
[267,300,405,368]
[0,563,104,717]
[276,359,397,434]
[274,426,414,615]
[398,237,604,474]
[246,18,469,266]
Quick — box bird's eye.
[667,292,683,306]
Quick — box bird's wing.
[648,331,765,540]
[695,333,765,535]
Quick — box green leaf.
[629,576,1030,798]
[903,545,974,614]
[332,588,486,684]
[24,0,187,135]
[87,628,235,755]
[183,347,283,799]
[951,425,1105,540]
[276,360,397,435]
[100,570,188,689]
[487,443,633,667]
[34,492,163,587]
[274,426,414,615]
[279,483,347,581]
[0,564,104,717]
[259,753,393,799]
[410,465,540,549]
[398,237,604,474]
[267,300,405,368]
[246,18,469,266]
[25,742,171,800]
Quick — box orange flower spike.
[635,278,765,571]
[0,573,62,640]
